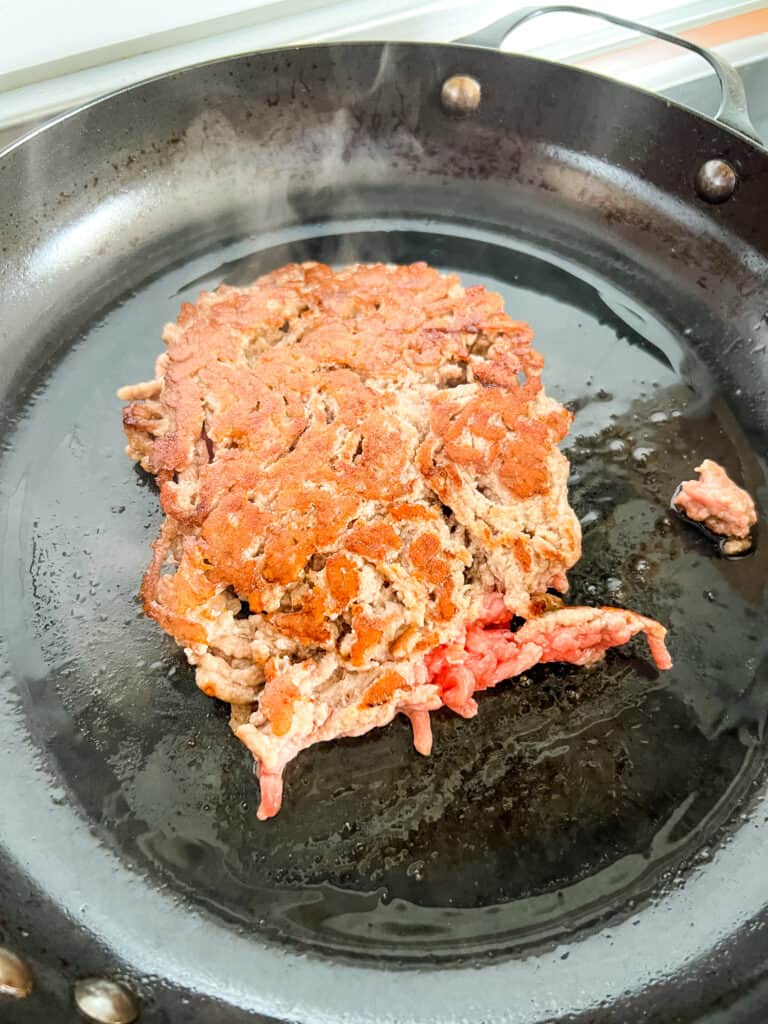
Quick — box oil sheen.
[1,222,766,962]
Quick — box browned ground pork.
[673,459,757,555]
[118,261,671,818]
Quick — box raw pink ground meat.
[254,606,671,818]
[257,771,285,821]
[415,604,672,747]
[674,459,756,540]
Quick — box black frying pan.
[1,6,768,1023]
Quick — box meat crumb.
[673,459,756,552]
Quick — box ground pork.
[119,261,671,819]
[673,459,757,555]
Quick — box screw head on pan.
[695,158,737,203]
[73,977,140,1023]
[441,74,482,114]
[0,946,34,999]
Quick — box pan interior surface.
[2,216,766,965]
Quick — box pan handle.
[457,4,762,146]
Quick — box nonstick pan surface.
[1,39,768,1024]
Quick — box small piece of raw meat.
[673,459,756,553]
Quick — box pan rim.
[2,689,767,1021]
[2,36,768,1024]
[1,40,766,165]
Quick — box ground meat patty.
[119,261,670,819]
[673,459,757,554]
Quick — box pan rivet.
[73,978,139,1023]
[0,947,34,999]
[695,158,737,203]
[441,74,481,114]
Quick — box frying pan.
[1,5,768,1022]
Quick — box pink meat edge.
[405,709,434,755]
[250,607,672,819]
[426,607,672,718]
[645,630,673,671]
[256,769,284,821]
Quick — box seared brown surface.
[119,261,669,818]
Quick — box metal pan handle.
[457,4,762,146]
